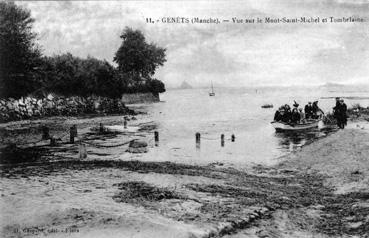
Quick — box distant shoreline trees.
[0,2,166,99]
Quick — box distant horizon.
[168,81,369,89]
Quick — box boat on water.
[271,119,321,132]
[261,104,273,108]
[209,81,215,96]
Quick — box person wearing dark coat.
[281,111,290,123]
[335,97,340,108]
[333,97,340,118]
[283,104,292,123]
[305,102,314,119]
[340,100,347,126]
[312,101,324,119]
[291,107,301,124]
[335,99,347,129]
[274,109,282,121]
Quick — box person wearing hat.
[293,100,299,108]
[291,102,300,123]
[333,97,340,118]
[305,102,314,119]
[335,97,340,107]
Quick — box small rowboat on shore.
[271,119,321,132]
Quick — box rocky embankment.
[0,95,135,123]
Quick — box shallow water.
[127,87,369,166]
[1,86,369,235]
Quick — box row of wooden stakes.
[195,132,235,148]
[41,124,235,147]
[40,124,235,159]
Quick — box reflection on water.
[274,126,337,152]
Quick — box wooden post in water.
[70,125,77,144]
[221,134,225,147]
[99,123,104,133]
[231,134,235,142]
[124,118,128,129]
[50,136,56,146]
[42,126,50,140]
[70,127,74,144]
[79,141,87,159]
[154,131,159,146]
[196,132,201,148]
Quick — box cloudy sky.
[19,0,369,88]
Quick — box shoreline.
[1,117,369,237]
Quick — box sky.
[18,0,369,88]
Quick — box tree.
[146,79,165,95]
[40,53,82,96]
[38,54,122,98]
[113,28,166,93]
[80,56,121,98]
[0,2,42,98]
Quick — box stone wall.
[121,93,160,104]
[0,95,134,123]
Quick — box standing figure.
[335,99,347,129]
[335,97,340,108]
[333,97,340,120]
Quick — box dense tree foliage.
[37,54,122,98]
[0,2,42,98]
[114,28,166,91]
[0,3,166,99]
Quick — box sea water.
[127,86,369,166]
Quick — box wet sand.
[1,116,369,238]
[227,125,369,238]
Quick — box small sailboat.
[209,81,215,96]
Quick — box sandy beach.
[1,113,368,238]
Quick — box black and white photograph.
[0,0,369,237]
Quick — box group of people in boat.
[273,98,348,128]
[273,100,323,124]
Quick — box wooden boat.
[209,81,215,96]
[271,119,321,132]
[261,104,273,108]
